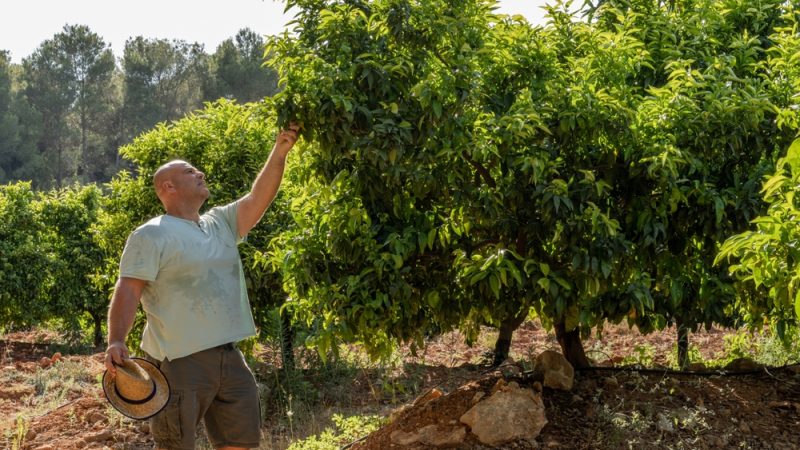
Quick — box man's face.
[164,161,209,202]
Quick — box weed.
[9,415,29,450]
[286,413,386,450]
[622,343,656,367]
[704,327,800,368]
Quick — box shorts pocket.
[151,391,182,443]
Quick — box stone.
[51,352,62,363]
[724,357,761,372]
[738,420,751,433]
[460,383,547,446]
[85,411,106,424]
[602,376,619,391]
[656,413,674,433]
[83,429,113,443]
[532,350,574,391]
[413,388,443,406]
[39,356,52,369]
[32,445,55,450]
[390,424,466,447]
[688,362,707,372]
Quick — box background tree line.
[0,24,278,188]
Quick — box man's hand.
[105,340,130,377]
[273,123,301,156]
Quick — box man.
[104,124,300,449]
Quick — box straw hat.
[102,358,170,420]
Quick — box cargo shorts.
[146,343,261,449]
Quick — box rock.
[602,376,619,391]
[532,350,574,391]
[738,420,751,433]
[84,429,113,443]
[85,411,106,424]
[39,356,52,369]
[490,378,508,394]
[390,424,466,447]
[768,401,793,410]
[51,352,62,363]
[656,413,674,433]
[139,421,151,434]
[460,383,547,446]
[32,445,55,450]
[712,435,730,448]
[688,362,707,372]
[470,391,485,404]
[25,428,37,440]
[413,388,443,406]
[724,357,761,372]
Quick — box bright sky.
[1,0,552,63]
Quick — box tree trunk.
[492,310,528,366]
[554,321,590,369]
[280,310,295,372]
[676,321,689,370]
[93,313,103,348]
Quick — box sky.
[1,0,552,63]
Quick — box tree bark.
[676,321,689,370]
[554,321,591,369]
[492,310,528,366]
[280,310,295,372]
[93,313,103,348]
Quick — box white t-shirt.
[119,201,256,361]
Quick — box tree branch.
[462,149,496,188]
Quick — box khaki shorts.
[146,343,261,449]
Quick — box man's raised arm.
[236,124,300,237]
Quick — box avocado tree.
[265,0,659,367]
[0,182,51,330]
[37,184,108,345]
[588,0,798,368]
[715,6,800,333]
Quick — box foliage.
[121,36,209,141]
[716,5,800,334]
[286,413,386,450]
[36,184,108,345]
[205,28,279,103]
[1,26,279,187]
[263,0,800,368]
[22,25,117,187]
[0,182,50,330]
[718,139,800,332]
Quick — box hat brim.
[102,357,170,420]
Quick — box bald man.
[105,125,300,450]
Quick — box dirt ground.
[1,322,798,449]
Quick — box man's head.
[153,160,210,210]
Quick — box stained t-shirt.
[119,201,256,361]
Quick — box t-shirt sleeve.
[208,200,244,244]
[119,228,161,281]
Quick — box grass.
[0,358,97,449]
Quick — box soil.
[1,322,798,449]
